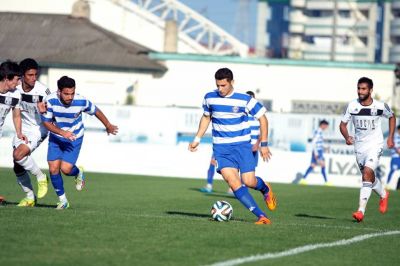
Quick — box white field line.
[209,230,400,266]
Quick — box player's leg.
[13,135,48,198]
[386,158,399,187]
[14,162,35,207]
[200,157,216,193]
[301,153,316,184]
[366,153,389,214]
[60,137,84,191]
[318,154,330,185]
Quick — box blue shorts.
[47,134,83,165]
[311,150,324,164]
[390,157,400,170]
[253,150,259,165]
[213,143,256,174]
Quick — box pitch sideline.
[208,230,400,266]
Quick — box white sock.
[206,183,212,189]
[59,193,68,203]
[358,181,373,214]
[372,178,386,198]
[17,171,35,200]
[17,156,46,181]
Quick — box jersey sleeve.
[247,98,266,119]
[341,104,351,123]
[83,98,97,116]
[41,96,53,122]
[202,96,210,116]
[382,103,393,118]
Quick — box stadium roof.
[0,12,167,73]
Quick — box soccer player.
[40,76,118,209]
[0,60,23,200]
[199,154,217,193]
[386,125,400,189]
[13,58,51,207]
[189,68,277,225]
[339,77,395,222]
[300,120,330,185]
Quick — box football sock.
[207,164,215,185]
[16,171,35,200]
[387,169,395,184]
[303,166,313,178]
[372,177,386,198]
[58,193,67,203]
[321,167,328,182]
[254,176,269,194]
[234,185,266,218]
[66,165,79,177]
[50,173,64,196]
[358,181,373,213]
[16,156,46,182]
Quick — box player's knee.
[60,165,72,175]
[13,162,25,175]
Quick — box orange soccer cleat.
[352,211,364,222]
[255,216,271,225]
[379,190,390,214]
[264,183,277,211]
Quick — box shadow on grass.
[295,213,336,220]
[1,201,56,209]
[189,188,236,199]
[166,211,247,222]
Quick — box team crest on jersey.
[4,97,12,105]
[370,107,377,116]
[232,106,239,113]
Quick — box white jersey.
[17,81,51,136]
[0,88,21,137]
[341,98,393,152]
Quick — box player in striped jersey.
[13,59,51,207]
[300,120,330,185]
[189,68,276,225]
[40,76,118,209]
[386,125,400,189]
[340,77,395,222]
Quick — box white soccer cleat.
[75,166,85,191]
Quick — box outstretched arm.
[188,114,211,152]
[95,108,118,135]
[42,121,77,141]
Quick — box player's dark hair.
[19,58,39,74]
[246,91,255,98]
[319,119,329,126]
[0,60,21,80]
[57,76,75,90]
[215,68,233,81]
[357,77,373,89]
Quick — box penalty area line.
[208,230,400,266]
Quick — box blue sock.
[66,165,79,177]
[207,164,215,185]
[50,173,64,196]
[234,185,266,218]
[321,167,327,182]
[303,166,313,178]
[387,169,395,184]
[254,176,269,194]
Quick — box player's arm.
[339,121,354,145]
[258,114,272,162]
[12,107,27,142]
[386,116,396,149]
[188,114,211,152]
[42,121,76,141]
[94,108,118,135]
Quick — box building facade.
[256,0,400,63]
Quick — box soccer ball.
[211,200,233,222]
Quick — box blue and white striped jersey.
[248,115,260,145]
[391,132,400,158]
[41,92,97,139]
[203,90,266,145]
[311,128,324,153]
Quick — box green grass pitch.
[0,167,399,265]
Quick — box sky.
[178,0,258,47]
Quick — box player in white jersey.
[339,77,396,223]
[189,68,276,225]
[40,76,118,209]
[12,58,51,207]
[0,60,24,200]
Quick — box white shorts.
[12,130,47,153]
[355,147,383,172]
